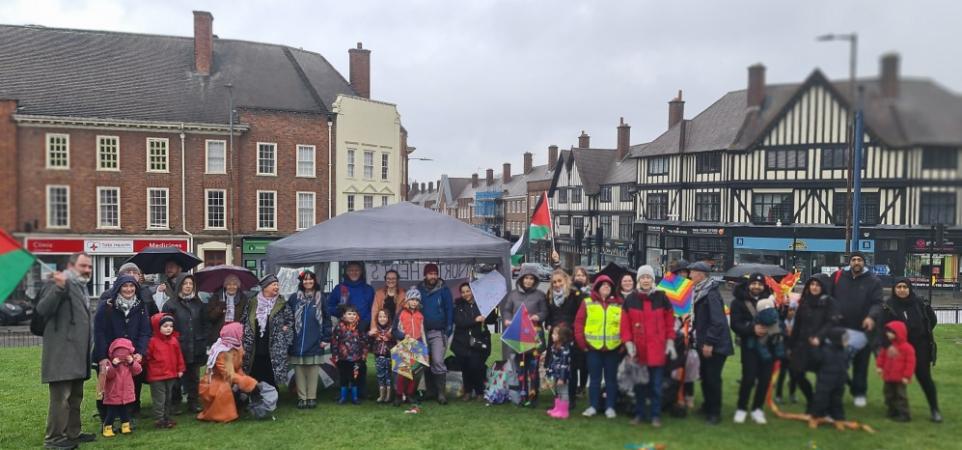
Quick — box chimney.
[668,90,685,129]
[411,182,418,195]
[471,173,479,188]
[420,182,426,193]
[502,163,511,183]
[193,11,213,76]
[578,131,590,149]
[880,53,900,98]
[485,169,494,186]
[428,181,434,192]
[617,117,630,160]
[523,152,533,175]
[548,145,559,169]
[349,42,371,99]
[747,64,766,108]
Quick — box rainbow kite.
[501,304,538,354]
[765,270,801,306]
[657,271,693,317]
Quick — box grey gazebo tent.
[266,202,512,286]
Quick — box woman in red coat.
[621,265,676,427]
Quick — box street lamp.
[817,32,858,256]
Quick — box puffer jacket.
[620,289,674,367]
[331,321,369,363]
[729,281,774,349]
[500,265,548,326]
[146,313,186,382]
[832,268,883,330]
[102,338,143,406]
[876,321,916,383]
[327,270,375,325]
[418,279,454,334]
[789,274,842,373]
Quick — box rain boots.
[337,387,349,405]
[351,386,361,405]
[436,375,448,405]
[546,398,561,416]
[102,424,115,438]
[552,400,570,419]
[120,422,132,434]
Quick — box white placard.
[469,270,508,318]
[85,239,134,254]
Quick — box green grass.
[3,328,961,449]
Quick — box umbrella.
[594,262,636,285]
[194,265,259,293]
[723,263,788,280]
[125,246,201,275]
[246,382,278,420]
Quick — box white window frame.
[381,196,389,207]
[205,140,227,174]
[381,152,389,181]
[296,145,316,178]
[347,194,355,212]
[96,186,121,229]
[46,185,70,229]
[256,190,277,231]
[257,142,277,176]
[347,149,356,178]
[363,151,374,179]
[204,189,227,230]
[96,135,120,171]
[146,138,170,173]
[45,133,70,169]
[146,187,170,230]
[296,191,316,230]
[363,195,374,209]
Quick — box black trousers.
[455,351,486,395]
[849,345,872,397]
[698,354,727,417]
[103,404,130,425]
[913,342,940,412]
[337,360,367,388]
[812,379,845,420]
[776,358,796,398]
[737,349,773,411]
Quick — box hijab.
[207,322,244,370]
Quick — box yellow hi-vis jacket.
[583,297,622,351]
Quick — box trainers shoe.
[853,396,867,408]
[582,407,597,417]
[931,409,943,423]
[751,409,767,424]
[605,408,617,419]
[651,417,662,428]
[733,409,747,424]
[69,433,96,444]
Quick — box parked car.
[0,298,34,325]
[519,263,553,281]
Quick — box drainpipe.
[328,115,334,219]
[180,125,194,255]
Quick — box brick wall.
[0,101,18,231]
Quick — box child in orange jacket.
[876,321,916,422]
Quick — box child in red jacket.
[147,313,186,429]
[101,338,143,437]
[876,321,916,422]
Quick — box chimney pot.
[420,182,426,193]
[523,152,533,175]
[485,169,494,186]
[428,181,434,192]
[349,42,372,99]
[193,11,213,76]
[502,163,511,183]
[471,173,479,188]
[548,145,559,169]
[881,53,900,98]
[668,90,685,129]
[617,117,631,160]
[578,131,590,149]
[747,64,766,107]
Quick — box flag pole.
[544,191,557,255]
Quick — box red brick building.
[0,11,378,295]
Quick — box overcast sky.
[4,0,961,184]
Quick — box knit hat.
[850,251,866,261]
[423,263,439,276]
[158,314,175,329]
[636,265,656,280]
[757,297,776,312]
[688,261,711,273]
[259,273,279,290]
[405,286,422,301]
[747,272,765,285]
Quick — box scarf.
[223,292,238,323]
[255,293,277,338]
[207,322,244,370]
[294,290,324,335]
[552,288,566,307]
[692,277,713,304]
[115,294,137,317]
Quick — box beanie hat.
[850,251,866,261]
[159,315,175,328]
[423,263,439,277]
[636,265,656,280]
[406,286,422,301]
[259,273,279,290]
[757,297,776,312]
[747,272,765,285]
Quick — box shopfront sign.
[26,237,188,255]
[243,239,276,255]
[911,238,956,253]
[734,236,875,253]
[646,226,725,236]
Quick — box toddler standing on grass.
[877,321,916,422]
[101,338,142,437]
[332,305,369,405]
[546,323,573,419]
[146,313,185,429]
[371,309,397,404]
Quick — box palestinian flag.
[0,230,35,305]
[529,191,552,241]
[501,304,538,354]
[510,229,526,266]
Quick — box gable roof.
[569,147,618,194]
[0,24,356,124]
[630,68,962,158]
[602,153,639,185]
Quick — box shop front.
[733,233,875,281]
[598,240,634,268]
[242,237,281,278]
[641,225,729,276]
[23,236,189,298]
[904,233,960,289]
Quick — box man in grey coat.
[37,252,95,449]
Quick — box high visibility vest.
[583,298,622,351]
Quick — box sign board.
[25,237,188,255]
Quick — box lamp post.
[817,32,858,257]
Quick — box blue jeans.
[634,366,664,420]
[587,350,622,411]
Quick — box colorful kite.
[657,271,694,317]
[391,337,429,380]
[501,304,538,354]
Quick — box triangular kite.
[501,304,538,353]
[657,271,693,317]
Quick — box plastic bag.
[618,358,649,392]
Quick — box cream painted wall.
[332,95,404,215]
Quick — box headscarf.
[255,291,277,338]
[207,322,244,370]
[177,274,196,301]
[222,274,242,322]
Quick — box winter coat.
[790,274,842,373]
[331,321,369,363]
[287,291,332,358]
[574,275,624,352]
[162,292,209,364]
[813,339,849,389]
[370,322,396,357]
[37,277,92,383]
[99,279,158,317]
[198,348,257,423]
[241,295,294,386]
[832,268,883,330]
[452,297,494,359]
[729,281,774,350]
[418,279,454,333]
[547,342,572,381]
[206,289,249,344]
[500,266,549,327]
[877,321,916,383]
[621,290,675,367]
[102,338,143,406]
[880,278,937,351]
[546,287,585,328]
[327,274,375,325]
[691,279,733,356]
[146,313,186,382]
[369,287,401,333]
[93,276,151,363]
[394,308,426,343]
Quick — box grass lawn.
[2,327,961,450]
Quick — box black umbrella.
[194,265,259,293]
[594,262,636,285]
[125,246,202,275]
[723,263,789,280]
